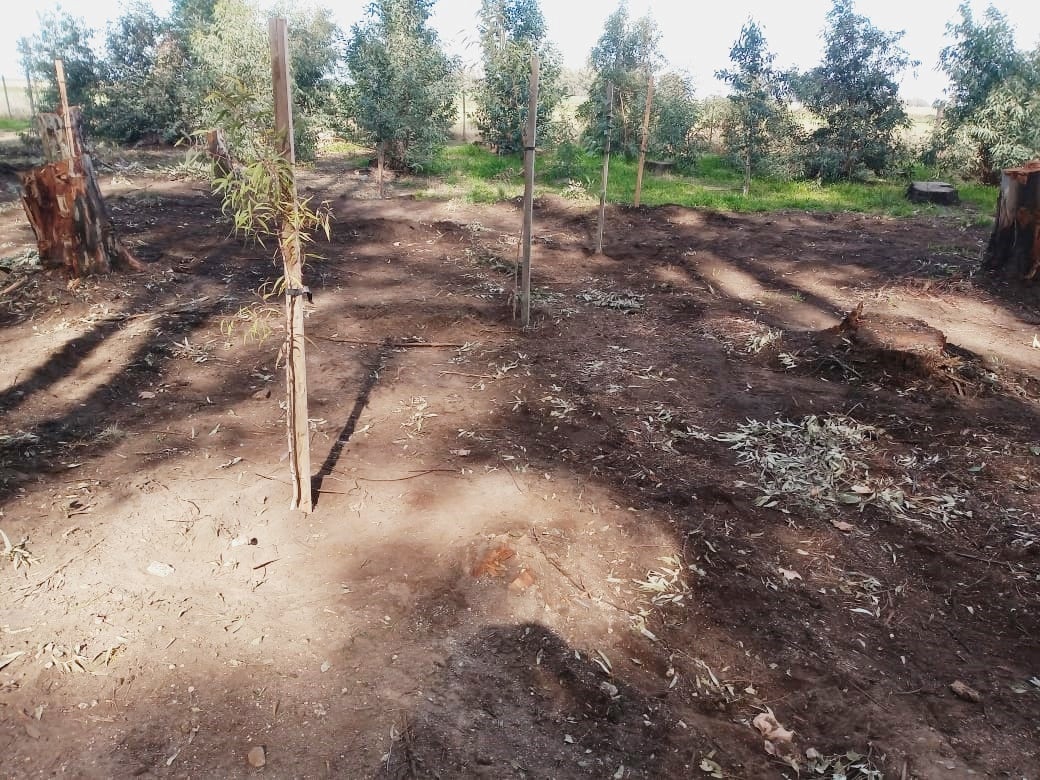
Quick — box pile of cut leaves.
[716,415,971,527]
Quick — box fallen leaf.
[950,680,982,703]
[247,745,266,768]
[778,567,802,581]
[138,391,156,399]
[699,756,724,777]
[830,520,855,532]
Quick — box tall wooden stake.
[520,53,540,329]
[269,17,312,513]
[633,72,654,208]
[25,66,36,121]
[2,76,11,118]
[53,61,77,165]
[595,82,613,255]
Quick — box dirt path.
[0,159,1038,779]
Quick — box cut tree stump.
[18,109,140,276]
[646,160,674,175]
[906,181,960,205]
[984,160,1040,281]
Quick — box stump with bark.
[18,108,140,277]
[984,160,1040,281]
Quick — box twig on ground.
[16,539,105,596]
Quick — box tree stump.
[18,109,140,276]
[646,160,674,175]
[984,160,1040,281]
[906,181,959,205]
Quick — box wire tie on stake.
[286,286,312,303]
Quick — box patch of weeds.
[169,337,214,363]
[561,178,593,200]
[94,425,126,444]
[745,328,782,354]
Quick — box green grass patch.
[348,143,999,220]
[0,117,30,133]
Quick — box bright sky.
[2,0,1039,102]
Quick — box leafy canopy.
[345,0,458,170]
[716,19,793,191]
[795,0,915,181]
[579,1,662,157]
[474,0,565,155]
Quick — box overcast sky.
[3,0,1039,102]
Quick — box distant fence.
[1,75,35,119]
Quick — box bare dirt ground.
[0,148,1038,779]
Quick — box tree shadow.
[0,299,218,508]
[377,622,694,779]
[312,339,394,505]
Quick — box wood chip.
[950,680,982,703]
[471,545,515,577]
[509,569,536,592]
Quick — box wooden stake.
[377,141,385,199]
[269,17,312,513]
[595,82,613,255]
[25,66,36,120]
[633,72,654,208]
[53,60,77,165]
[2,76,11,118]
[520,53,540,329]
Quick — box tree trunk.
[206,128,235,179]
[19,109,140,276]
[983,160,1040,282]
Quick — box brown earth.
[0,149,1038,779]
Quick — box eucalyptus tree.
[345,0,458,171]
[716,19,790,195]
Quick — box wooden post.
[25,67,36,120]
[461,91,467,142]
[520,53,540,329]
[2,76,11,118]
[633,72,654,208]
[269,17,313,513]
[54,60,77,166]
[595,82,613,255]
[377,141,385,199]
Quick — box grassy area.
[0,117,30,133]
[408,144,997,220]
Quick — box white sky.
[2,0,1039,101]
